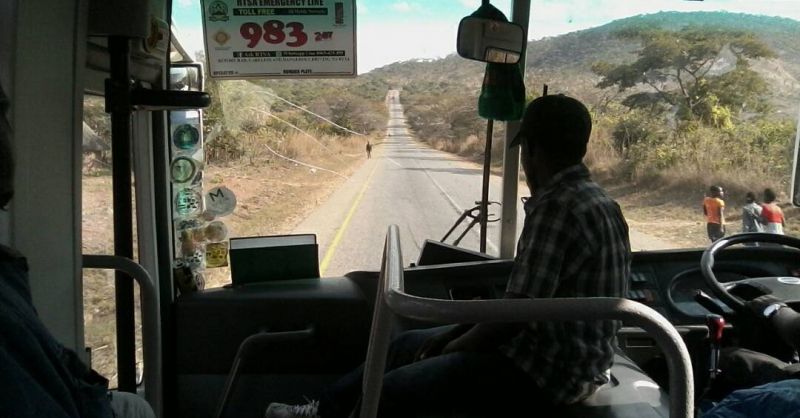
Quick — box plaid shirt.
[500,163,631,404]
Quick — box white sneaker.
[264,399,320,418]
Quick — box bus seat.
[557,351,669,418]
[411,351,669,418]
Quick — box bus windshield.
[91,0,798,293]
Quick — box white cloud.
[390,2,413,13]
[358,19,458,73]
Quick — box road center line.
[422,168,463,214]
[418,152,499,254]
[319,165,377,275]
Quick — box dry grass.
[586,131,799,247]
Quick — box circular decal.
[172,124,200,150]
[205,221,229,242]
[175,188,203,217]
[176,218,202,231]
[205,186,237,217]
[170,157,197,183]
[193,272,206,291]
[184,248,205,269]
[214,30,230,45]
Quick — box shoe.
[264,399,320,418]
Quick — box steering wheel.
[701,233,800,315]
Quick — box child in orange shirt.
[703,185,726,242]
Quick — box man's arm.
[415,323,473,360]
[747,295,800,349]
[440,292,527,354]
[440,196,584,355]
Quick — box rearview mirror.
[170,63,204,92]
[456,17,525,64]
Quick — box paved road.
[293,90,673,276]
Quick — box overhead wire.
[247,106,343,161]
[245,107,348,178]
[256,89,366,136]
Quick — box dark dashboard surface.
[626,246,800,325]
[404,246,800,326]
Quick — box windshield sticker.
[201,0,356,78]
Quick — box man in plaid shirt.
[421,94,631,405]
[266,95,631,418]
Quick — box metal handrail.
[360,225,693,418]
[82,255,161,415]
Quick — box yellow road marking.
[319,165,377,275]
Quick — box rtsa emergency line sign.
[201,0,356,78]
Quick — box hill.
[366,11,800,107]
[363,11,800,167]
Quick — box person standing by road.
[365,141,372,159]
[741,192,764,234]
[703,185,726,242]
[760,188,785,235]
[265,95,631,418]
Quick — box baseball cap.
[509,95,592,153]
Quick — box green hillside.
[366,11,800,111]
[361,11,800,198]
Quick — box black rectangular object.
[229,234,320,285]
[416,239,496,266]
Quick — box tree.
[592,26,775,124]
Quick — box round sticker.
[184,248,205,269]
[175,188,203,217]
[205,186,237,217]
[173,124,200,150]
[205,221,229,242]
[205,242,229,268]
[176,218,202,231]
[193,271,206,291]
[170,157,197,183]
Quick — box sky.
[172,0,800,74]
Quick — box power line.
[256,89,366,137]
[247,106,343,161]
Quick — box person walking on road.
[704,185,726,242]
[760,188,785,235]
[365,141,372,159]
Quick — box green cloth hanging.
[472,2,526,121]
[478,63,525,121]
